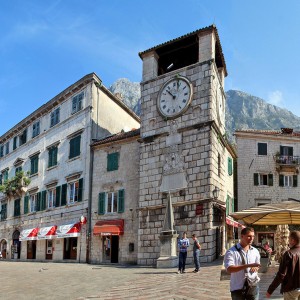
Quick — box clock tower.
[137,25,234,265]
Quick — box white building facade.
[0,73,140,262]
[235,128,300,248]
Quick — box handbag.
[235,245,259,296]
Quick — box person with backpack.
[224,227,261,300]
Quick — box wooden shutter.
[24,195,29,214]
[268,174,273,186]
[61,184,67,206]
[98,192,105,215]
[293,175,298,187]
[279,175,284,187]
[55,186,61,207]
[228,157,233,176]
[288,147,293,156]
[36,192,41,211]
[254,173,259,186]
[280,146,284,155]
[41,190,47,210]
[231,197,235,213]
[226,195,229,216]
[118,189,125,213]
[107,152,119,171]
[78,178,83,202]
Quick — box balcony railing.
[274,155,300,166]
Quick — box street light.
[212,186,220,199]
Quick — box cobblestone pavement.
[0,259,283,300]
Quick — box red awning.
[37,226,57,240]
[226,216,246,229]
[56,223,81,238]
[19,228,39,241]
[93,219,124,236]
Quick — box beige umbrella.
[230,200,300,225]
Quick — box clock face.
[157,76,193,119]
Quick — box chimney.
[281,128,293,134]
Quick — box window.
[30,194,37,213]
[280,146,293,156]
[98,189,125,215]
[14,199,21,217]
[30,155,39,175]
[0,173,2,185]
[2,169,8,182]
[15,166,22,175]
[69,135,81,159]
[32,121,40,138]
[258,143,267,155]
[68,178,83,204]
[48,146,58,168]
[253,173,273,186]
[13,136,18,150]
[5,142,9,155]
[50,108,60,127]
[218,153,221,176]
[107,152,119,171]
[226,195,234,216]
[279,174,297,187]
[47,188,56,209]
[1,203,7,221]
[228,157,233,176]
[0,145,3,157]
[19,128,27,146]
[72,92,83,114]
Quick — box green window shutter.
[98,192,105,215]
[254,173,259,186]
[288,147,293,156]
[231,197,235,213]
[279,175,284,187]
[61,184,67,206]
[107,152,119,171]
[228,157,233,176]
[78,178,83,202]
[268,174,273,186]
[118,189,125,213]
[36,192,41,211]
[226,195,229,216]
[41,190,47,210]
[24,195,29,214]
[293,175,298,187]
[55,186,61,207]
[69,135,81,159]
[280,146,284,155]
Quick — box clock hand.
[166,90,176,99]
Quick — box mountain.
[109,78,141,115]
[226,90,300,136]
[109,79,300,139]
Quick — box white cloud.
[267,90,283,106]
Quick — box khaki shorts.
[284,289,300,300]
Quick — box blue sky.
[1,0,300,136]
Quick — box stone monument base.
[157,255,178,268]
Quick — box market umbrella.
[230,200,300,225]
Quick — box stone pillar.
[156,193,178,268]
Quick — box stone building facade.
[0,73,140,262]
[137,25,236,265]
[89,129,140,264]
[235,128,300,248]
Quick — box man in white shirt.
[224,227,261,300]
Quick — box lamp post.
[212,186,220,199]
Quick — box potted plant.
[0,171,31,198]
